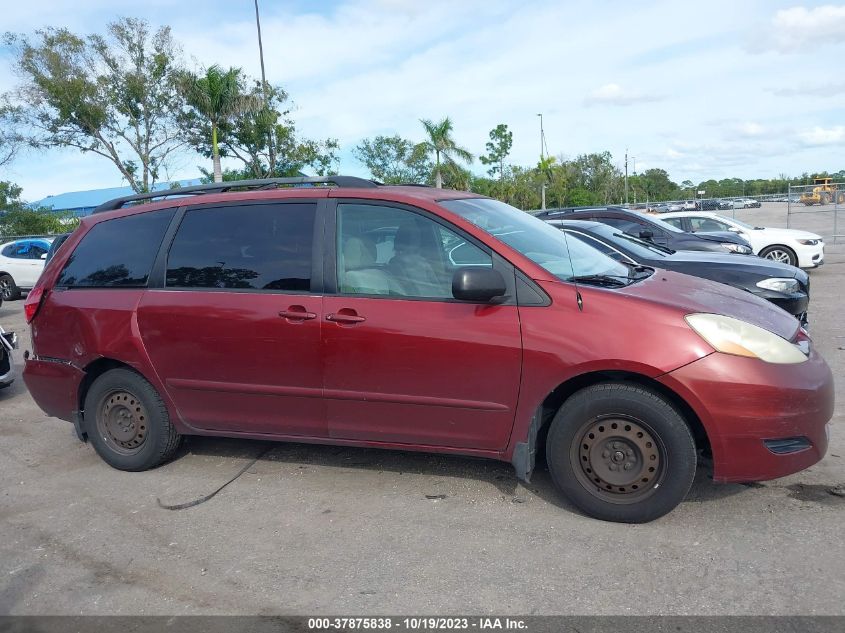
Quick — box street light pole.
[254,0,275,174]
[624,148,629,206]
[537,113,546,210]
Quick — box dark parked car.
[696,199,720,211]
[23,177,834,523]
[549,220,810,325]
[533,206,754,255]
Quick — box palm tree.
[420,117,473,188]
[180,65,261,182]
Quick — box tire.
[83,368,181,471]
[759,244,797,267]
[0,274,20,301]
[819,193,830,205]
[837,192,845,205]
[545,382,697,523]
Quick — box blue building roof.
[32,179,204,216]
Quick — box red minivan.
[23,177,834,522]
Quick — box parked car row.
[659,211,824,268]
[15,178,835,525]
[642,199,762,212]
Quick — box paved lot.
[1,203,843,615]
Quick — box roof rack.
[92,176,379,213]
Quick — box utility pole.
[624,148,629,206]
[537,113,546,210]
[254,0,275,175]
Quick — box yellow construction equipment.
[800,177,845,206]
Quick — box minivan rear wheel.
[546,382,696,523]
[84,368,181,471]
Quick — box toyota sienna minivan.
[23,177,834,523]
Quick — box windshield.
[719,215,756,230]
[441,198,637,284]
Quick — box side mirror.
[728,227,742,233]
[638,229,654,240]
[452,267,506,302]
[40,253,48,259]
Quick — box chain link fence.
[786,181,844,244]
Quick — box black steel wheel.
[84,368,181,471]
[546,382,697,523]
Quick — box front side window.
[337,203,491,299]
[441,198,635,284]
[689,217,731,232]
[662,217,685,230]
[57,209,175,287]
[166,203,315,291]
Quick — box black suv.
[533,206,753,254]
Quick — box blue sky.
[1,0,844,200]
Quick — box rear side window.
[57,209,175,287]
[166,203,315,292]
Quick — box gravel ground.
[0,203,843,615]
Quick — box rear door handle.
[326,311,366,324]
[279,306,317,321]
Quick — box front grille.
[764,437,812,454]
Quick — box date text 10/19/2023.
[308,617,528,630]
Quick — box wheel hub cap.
[577,418,662,496]
[99,391,147,452]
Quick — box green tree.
[179,65,262,183]
[4,18,185,192]
[0,181,78,237]
[225,83,337,178]
[0,106,23,168]
[479,124,512,180]
[354,135,431,184]
[420,117,473,188]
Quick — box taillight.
[24,286,45,323]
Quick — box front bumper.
[658,347,834,483]
[796,243,825,269]
[753,289,809,320]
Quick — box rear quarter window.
[57,209,175,287]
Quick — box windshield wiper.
[568,274,629,287]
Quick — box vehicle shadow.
[172,436,748,516]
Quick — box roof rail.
[92,176,379,213]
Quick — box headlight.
[797,239,820,246]
[685,313,808,364]
[756,277,799,293]
[721,243,752,254]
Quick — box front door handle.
[326,310,366,324]
[279,306,317,321]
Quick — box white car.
[0,237,54,300]
[682,200,696,210]
[659,212,824,268]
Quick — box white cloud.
[735,122,766,137]
[752,4,845,53]
[584,83,661,106]
[771,81,845,96]
[796,125,845,146]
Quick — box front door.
[137,200,326,437]
[322,201,522,451]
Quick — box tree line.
[1,16,843,237]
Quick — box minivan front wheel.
[84,368,181,471]
[546,383,696,523]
